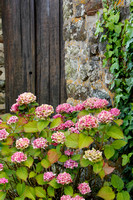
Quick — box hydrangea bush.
[0,92,130,200]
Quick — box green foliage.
[0,91,131,199]
[96,0,133,195]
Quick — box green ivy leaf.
[16,183,26,196]
[104,145,115,159]
[49,178,61,189]
[35,174,45,185]
[0,191,6,200]
[64,185,73,196]
[78,133,93,149]
[50,117,62,129]
[111,174,124,191]
[65,133,79,149]
[117,191,130,200]
[37,120,50,132]
[24,186,35,200]
[59,155,68,162]
[35,187,46,198]
[106,125,124,139]
[111,140,127,149]
[97,186,115,200]
[16,167,28,181]
[24,121,38,133]
[24,156,34,168]
[47,186,55,197]
[29,171,36,179]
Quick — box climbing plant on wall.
[96,0,133,195]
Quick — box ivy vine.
[96,0,133,195]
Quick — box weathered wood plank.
[35,0,50,105]
[2,0,35,111]
[49,0,60,107]
[59,0,67,104]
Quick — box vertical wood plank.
[2,0,35,112]
[49,0,60,107]
[35,0,50,105]
[59,0,67,104]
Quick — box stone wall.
[0,17,5,113]
[63,0,130,106]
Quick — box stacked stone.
[63,0,115,106]
[0,17,5,113]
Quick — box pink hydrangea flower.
[51,123,65,131]
[64,150,74,156]
[57,172,72,185]
[68,127,79,134]
[61,195,72,200]
[0,178,8,184]
[78,182,91,194]
[0,164,3,171]
[0,129,9,140]
[97,110,113,123]
[64,159,78,169]
[10,103,19,112]
[43,172,56,182]
[72,195,85,200]
[109,108,120,116]
[11,152,27,163]
[16,92,36,105]
[56,103,73,114]
[53,114,64,119]
[16,138,30,149]
[51,132,65,144]
[76,115,99,131]
[7,116,18,125]
[35,104,54,119]
[83,148,102,162]
[32,137,48,149]
[74,104,85,111]
[83,97,109,109]
[64,120,75,129]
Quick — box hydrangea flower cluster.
[72,195,85,200]
[97,110,113,123]
[77,115,99,131]
[10,103,19,113]
[11,152,27,163]
[16,138,30,149]
[56,103,73,114]
[64,159,78,169]
[51,132,65,144]
[0,119,3,124]
[35,104,54,119]
[56,172,72,185]
[32,137,48,149]
[60,195,72,200]
[60,195,85,200]
[73,104,85,111]
[0,129,9,140]
[0,178,8,184]
[7,116,18,125]
[64,150,74,156]
[68,127,79,134]
[43,172,56,182]
[83,97,109,109]
[51,120,74,131]
[53,114,64,119]
[78,182,91,194]
[0,163,3,171]
[16,92,36,105]
[109,108,120,116]
[83,148,102,163]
